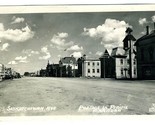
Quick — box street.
[0,77,155,115]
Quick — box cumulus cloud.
[70,51,82,58]
[0,23,4,31]
[39,46,51,60]
[22,49,39,56]
[0,43,9,51]
[58,55,61,58]
[89,52,92,55]
[139,18,147,25]
[0,23,34,42]
[31,50,39,54]
[11,16,25,24]
[15,56,27,61]
[8,60,17,65]
[83,18,131,50]
[51,32,73,50]
[96,51,103,56]
[8,55,29,65]
[67,45,83,51]
[152,15,155,22]
[15,56,28,63]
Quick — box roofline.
[136,32,155,44]
[112,55,127,58]
[84,59,100,61]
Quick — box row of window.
[88,69,100,73]
[120,68,136,75]
[87,62,100,66]
[120,59,136,65]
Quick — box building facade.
[135,25,155,79]
[82,59,101,78]
[111,47,137,79]
[0,63,5,81]
[59,56,78,77]
[100,49,114,78]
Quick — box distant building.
[4,68,13,79]
[111,47,137,79]
[122,27,137,79]
[59,56,78,77]
[135,25,155,79]
[100,49,114,78]
[0,63,5,81]
[52,64,60,77]
[39,69,47,77]
[46,61,53,77]
[77,56,85,77]
[82,58,101,78]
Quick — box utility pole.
[129,39,132,79]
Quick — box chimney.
[146,26,149,35]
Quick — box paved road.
[0,77,155,115]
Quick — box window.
[121,68,123,75]
[88,62,90,65]
[88,69,90,73]
[97,69,100,73]
[92,69,95,73]
[127,59,130,64]
[92,62,95,66]
[97,62,99,66]
[134,69,136,75]
[133,59,136,65]
[120,59,123,65]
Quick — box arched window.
[120,59,123,65]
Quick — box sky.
[0,11,155,74]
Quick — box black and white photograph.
[0,5,155,118]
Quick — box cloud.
[15,56,27,61]
[51,32,73,50]
[31,50,39,54]
[152,15,155,22]
[139,18,147,25]
[8,60,17,65]
[8,55,29,65]
[0,43,9,51]
[70,51,82,58]
[83,18,131,50]
[58,32,68,38]
[67,45,83,51]
[15,56,28,63]
[39,46,51,60]
[11,16,25,24]
[0,23,34,42]
[96,51,103,56]
[89,52,92,55]
[58,55,61,58]
[22,49,39,56]
[0,23,4,31]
